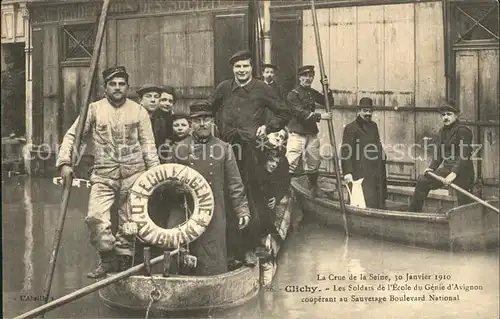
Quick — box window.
[62,24,96,60]
[452,2,499,44]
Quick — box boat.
[98,190,293,313]
[291,176,499,251]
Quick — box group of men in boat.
[56,49,474,279]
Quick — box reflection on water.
[2,177,499,319]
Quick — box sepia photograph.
[1,0,499,318]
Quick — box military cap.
[102,66,129,83]
[439,103,459,114]
[136,84,161,98]
[189,100,213,118]
[159,85,177,101]
[172,111,190,121]
[262,63,278,71]
[358,97,374,109]
[298,65,315,75]
[229,50,252,65]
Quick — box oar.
[426,171,499,214]
[310,0,349,236]
[41,0,112,312]
[13,249,180,319]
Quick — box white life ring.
[129,163,214,249]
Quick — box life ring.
[129,163,214,249]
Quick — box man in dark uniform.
[262,63,285,101]
[341,97,387,209]
[208,50,290,265]
[168,101,251,275]
[285,65,333,198]
[408,103,474,212]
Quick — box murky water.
[2,177,499,319]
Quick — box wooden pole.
[13,250,180,319]
[41,0,111,310]
[310,0,349,236]
[426,171,499,214]
[263,0,271,64]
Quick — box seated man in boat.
[408,103,474,212]
[285,65,333,198]
[341,97,387,209]
[56,66,160,278]
[166,100,251,276]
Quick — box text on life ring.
[129,163,214,249]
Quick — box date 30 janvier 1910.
[316,273,451,282]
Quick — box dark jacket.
[341,116,387,209]
[286,85,334,135]
[168,135,250,275]
[428,121,474,182]
[151,109,174,149]
[209,78,290,144]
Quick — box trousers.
[409,167,473,212]
[286,132,321,174]
[85,171,143,256]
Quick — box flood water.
[2,176,499,319]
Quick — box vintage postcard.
[2,0,499,318]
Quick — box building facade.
[25,0,499,197]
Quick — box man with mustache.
[56,66,160,278]
[262,63,285,101]
[208,50,290,266]
[408,103,474,212]
[286,65,333,198]
[167,100,251,275]
[341,97,387,209]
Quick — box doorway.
[1,43,26,138]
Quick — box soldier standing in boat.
[167,101,251,275]
[408,103,474,212]
[285,65,333,198]
[340,97,387,209]
[208,49,290,266]
[56,66,160,278]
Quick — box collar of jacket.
[442,120,459,131]
[105,96,127,108]
[355,115,372,126]
[231,78,256,92]
[192,132,212,144]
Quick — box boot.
[308,173,328,198]
[116,255,133,272]
[87,252,116,279]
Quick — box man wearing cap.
[286,65,333,197]
[166,100,251,275]
[341,97,387,209]
[56,66,160,278]
[408,103,474,212]
[262,63,285,101]
[208,49,290,263]
[137,83,160,117]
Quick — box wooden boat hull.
[292,177,499,251]
[99,193,293,313]
[99,266,260,312]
